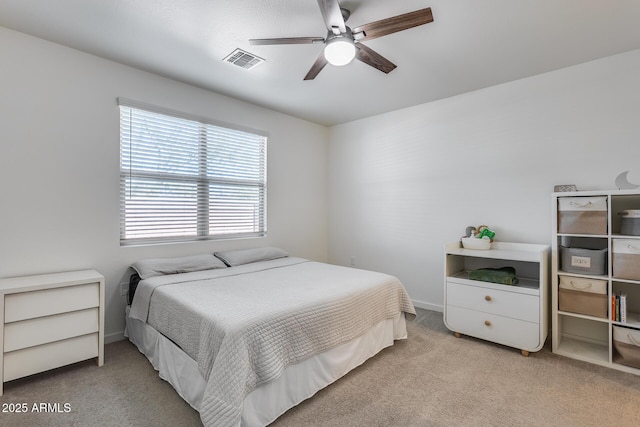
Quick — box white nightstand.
[444,241,549,356]
[0,269,104,395]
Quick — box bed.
[125,248,415,427]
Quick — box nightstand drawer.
[4,308,99,352]
[4,283,99,322]
[4,333,98,382]
[446,281,538,323]
[446,305,540,350]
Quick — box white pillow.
[132,254,227,279]
[214,247,288,267]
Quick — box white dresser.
[0,269,104,395]
[444,241,549,356]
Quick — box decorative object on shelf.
[612,326,640,369]
[611,292,627,322]
[558,276,607,318]
[557,196,607,235]
[469,266,519,285]
[460,225,495,249]
[461,237,491,250]
[615,171,640,190]
[476,225,495,241]
[560,246,608,275]
[554,184,578,192]
[612,240,640,280]
[464,226,476,237]
[619,210,640,236]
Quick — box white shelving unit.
[552,190,640,374]
[444,241,550,356]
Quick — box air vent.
[223,48,265,70]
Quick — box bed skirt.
[125,307,407,426]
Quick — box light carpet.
[1,309,639,426]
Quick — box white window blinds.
[119,100,267,245]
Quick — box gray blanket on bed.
[129,257,415,427]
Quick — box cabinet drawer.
[4,308,99,352]
[446,281,538,323]
[3,333,98,382]
[446,305,540,350]
[4,283,99,322]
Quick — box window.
[119,99,267,245]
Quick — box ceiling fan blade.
[355,43,396,74]
[316,0,346,34]
[352,7,433,42]
[250,37,325,45]
[304,52,329,80]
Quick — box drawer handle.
[484,320,492,327]
[627,244,640,252]
[484,295,492,302]
[569,280,592,290]
[570,201,592,208]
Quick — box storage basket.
[558,276,608,318]
[613,239,640,281]
[620,210,640,236]
[560,246,608,275]
[613,326,640,369]
[557,196,607,235]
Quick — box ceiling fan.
[249,0,434,80]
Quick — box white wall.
[0,27,329,341]
[328,49,640,311]
[3,24,640,340]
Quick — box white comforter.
[129,257,415,427]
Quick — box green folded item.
[468,267,518,285]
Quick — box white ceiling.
[1,0,640,126]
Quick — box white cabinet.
[444,242,550,356]
[552,190,640,374]
[0,270,104,395]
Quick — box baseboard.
[105,330,126,344]
[412,299,443,313]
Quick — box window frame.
[118,98,267,246]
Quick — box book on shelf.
[611,292,627,322]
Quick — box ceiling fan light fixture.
[324,37,356,66]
